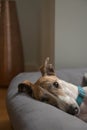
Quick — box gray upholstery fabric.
[57,68,87,86]
[6,69,87,130]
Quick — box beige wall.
[55,0,87,69]
[15,0,54,71]
[15,0,87,70]
[16,0,41,71]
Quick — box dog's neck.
[78,87,87,122]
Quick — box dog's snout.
[67,105,79,115]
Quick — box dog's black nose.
[67,105,79,115]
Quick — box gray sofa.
[6,68,87,130]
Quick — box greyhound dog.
[18,57,87,122]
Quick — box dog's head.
[18,57,80,116]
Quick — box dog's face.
[18,57,80,116]
[35,75,80,115]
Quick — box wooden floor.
[0,88,12,130]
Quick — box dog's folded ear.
[40,57,55,76]
[18,80,34,97]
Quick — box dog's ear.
[18,80,34,97]
[40,57,55,76]
[18,80,44,100]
